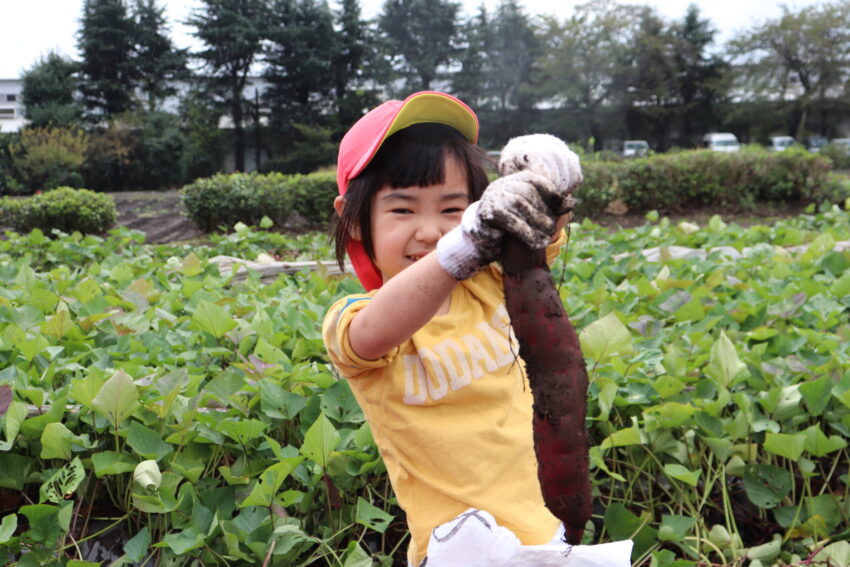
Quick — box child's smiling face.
[369,155,471,283]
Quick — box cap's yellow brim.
[385,92,478,144]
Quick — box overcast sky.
[0,0,826,78]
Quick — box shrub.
[182,172,295,232]
[287,172,337,227]
[7,127,88,194]
[574,148,840,216]
[819,142,850,170]
[4,186,116,234]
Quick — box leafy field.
[0,206,848,566]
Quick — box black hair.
[333,122,492,271]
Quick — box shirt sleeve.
[545,228,567,266]
[322,294,400,379]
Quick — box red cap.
[336,91,479,291]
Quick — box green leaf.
[40,422,74,460]
[707,330,746,387]
[240,457,304,508]
[579,311,634,362]
[603,503,658,559]
[92,370,139,428]
[216,419,267,446]
[812,541,850,567]
[763,432,805,461]
[0,514,17,544]
[162,527,204,554]
[259,381,306,420]
[40,458,85,504]
[300,413,341,468]
[831,271,850,297]
[126,421,174,460]
[19,504,63,544]
[355,497,394,534]
[0,454,34,490]
[799,376,832,416]
[124,526,152,562]
[663,464,701,487]
[743,464,792,509]
[1,401,27,450]
[343,541,373,567]
[600,422,642,450]
[192,300,237,338]
[92,451,137,477]
[658,514,696,543]
[802,425,847,457]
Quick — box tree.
[728,1,850,138]
[77,0,138,119]
[379,0,460,92]
[264,0,337,128]
[332,0,384,130]
[130,0,188,112]
[21,52,84,128]
[622,8,678,148]
[535,0,643,149]
[187,0,268,172]
[452,5,493,109]
[670,4,729,146]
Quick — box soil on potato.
[112,190,810,245]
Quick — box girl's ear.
[333,195,361,241]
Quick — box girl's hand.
[498,134,582,214]
[476,170,575,250]
[436,201,503,280]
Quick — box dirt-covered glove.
[476,170,567,250]
[498,133,582,215]
[436,201,503,280]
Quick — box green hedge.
[575,148,847,217]
[181,171,337,232]
[0,186,116,235]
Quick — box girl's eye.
[443,207,464,214]
[391,208,413,215]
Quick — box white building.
[0,79,27,133]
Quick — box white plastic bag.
[425,509,633,567]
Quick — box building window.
[0,108,15,118]
[5,95,16,102]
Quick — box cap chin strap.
[346,240,383,291]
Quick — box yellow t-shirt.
[322,234,565,566]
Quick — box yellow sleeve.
[545,228,567,266]
[322,294,400,379]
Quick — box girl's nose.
[415,219,444,243]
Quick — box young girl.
[322,91,581,566]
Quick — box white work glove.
[436,200,502,280]
[476,170,571,250]
[498,134,583,199]
[478,134,582,250]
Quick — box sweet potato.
[501,235,592,545]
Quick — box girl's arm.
[348,252,456,361]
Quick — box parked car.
[702,132,740,153]
[832,138,850,149]
[769,136,799,151]
[806,135,828,152]
[622,140,650,157]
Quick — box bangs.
[362,123,468,190]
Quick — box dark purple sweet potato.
[501,235,592,545]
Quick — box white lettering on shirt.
[401,306,520,405]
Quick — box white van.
[622,140,650,157]
[702,133,740,153]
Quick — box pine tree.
[130,0,188,112]
[188,0,267,172]
[77,0,137,119]
[21,52,84,128]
